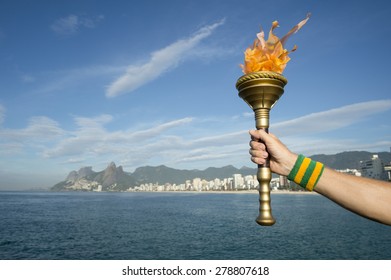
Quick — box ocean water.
[0,191,390,260]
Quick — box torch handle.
[255,110,276,226]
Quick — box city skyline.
[52,152,390,192]
[1,0,391,189]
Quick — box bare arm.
[315,168,391,225]
[249,129,391,226]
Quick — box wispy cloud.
[30,20,224,97]
[273,99,391,136]
[32,64,125,94]
[51,14,104,35]
[0,104,5,125]
[174,100,391,165]
[0,115,65,155]
[1,100,390,172]
[42,116,193,159]
[282,136,391,157]
[106,19,225,98]
[0,116,65,141]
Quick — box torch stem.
[255,108,276,226]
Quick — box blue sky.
[1,0,390,189]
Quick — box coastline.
[139,190,318,195]
[14,189,319,195]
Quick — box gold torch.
[236,71,286,226]
[237,15,310,226]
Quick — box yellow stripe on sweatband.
[294,157,311,183]
[306,162,324,191]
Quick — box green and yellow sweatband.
[287,154,324,191]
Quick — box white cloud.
[51,15,78,34]
[191,130,248,148]
[0,116,65,141]
[42,116,194,159]
[273,99,391,136]
[0,142,24,155]
[282,136,391,157]
[172,144,247,166]
[63,158,86,164]
[197,99,391,165]
[0,104,5,125]
[32,64,125,94]
[106,19,225,98]
[0,114,65,157]
[74,114,114,129]
[51,14,104,35]
[1,99,390,173]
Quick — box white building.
[233,174,244,190]
[270,178,280,190]
[337,168,361,176]
[192,178,202,191]
[360,155,385,180]
[384,163,391,181]
[244,175,257,190]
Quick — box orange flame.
[240,14,310,74]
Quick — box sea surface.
[0,191,390,260]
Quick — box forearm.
[249,129,391,225]
[314,167,391,225]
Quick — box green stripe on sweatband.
[287,154,305,181]
[300,160,317,188]
[287,154,324,191]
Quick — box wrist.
[282,153,298,177]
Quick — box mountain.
[93,162,138,190]
[65,166,96,182]
[51,164,258,191]
[131,164,256,185]
[311,151,391,170]
[51,162,137,191]
[51,150,391,191]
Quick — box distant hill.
[51,151,391,191]
[51,162,138,192]
[131,165,256,185]
[311,151,391,170]
[51,163,257,191]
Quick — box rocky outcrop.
[65,166,94,183]
[52,162,137,191]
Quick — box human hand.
[249,129,297,176]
